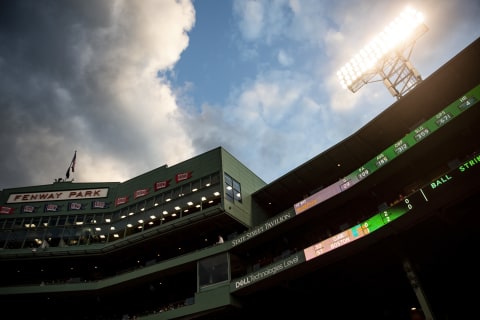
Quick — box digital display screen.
[413,126,430,142]
[304,152,480,262]
[458,96,477,110]
[294,84,480,215]
[434,111,454,127]
[237,155,478,290]
[375,153,389,168]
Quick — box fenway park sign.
[7,188,109,204]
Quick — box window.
[224,173,242,203]
[198,253,229,288]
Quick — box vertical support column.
[403,257,435,320]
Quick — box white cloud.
[277,49,294,66]
[233,0,265,41]
[0,0,196,188]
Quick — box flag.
[115,196,129,207]
[69,202,83,210]
[23,205,36,213]
[134,188,149,199]
[66,151,77,180]
[44,204,59,212]
[92,201,109,209]
[175,171,192,183]
[154,179,170,191]
[71,151,76,172]
[0,206,14,215]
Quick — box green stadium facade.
[1,37,479,319]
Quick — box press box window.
[198,253,229,288]
[224,173,242,203]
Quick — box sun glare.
[337,7,425,90]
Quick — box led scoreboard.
[304,151,480,261]
[233,151,480,289]
[294,84,480,215]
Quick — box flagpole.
[66,150,77,181]
[71,150,76,181]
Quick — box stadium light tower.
[337,7,428,100]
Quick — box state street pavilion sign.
[7,188,109,204]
